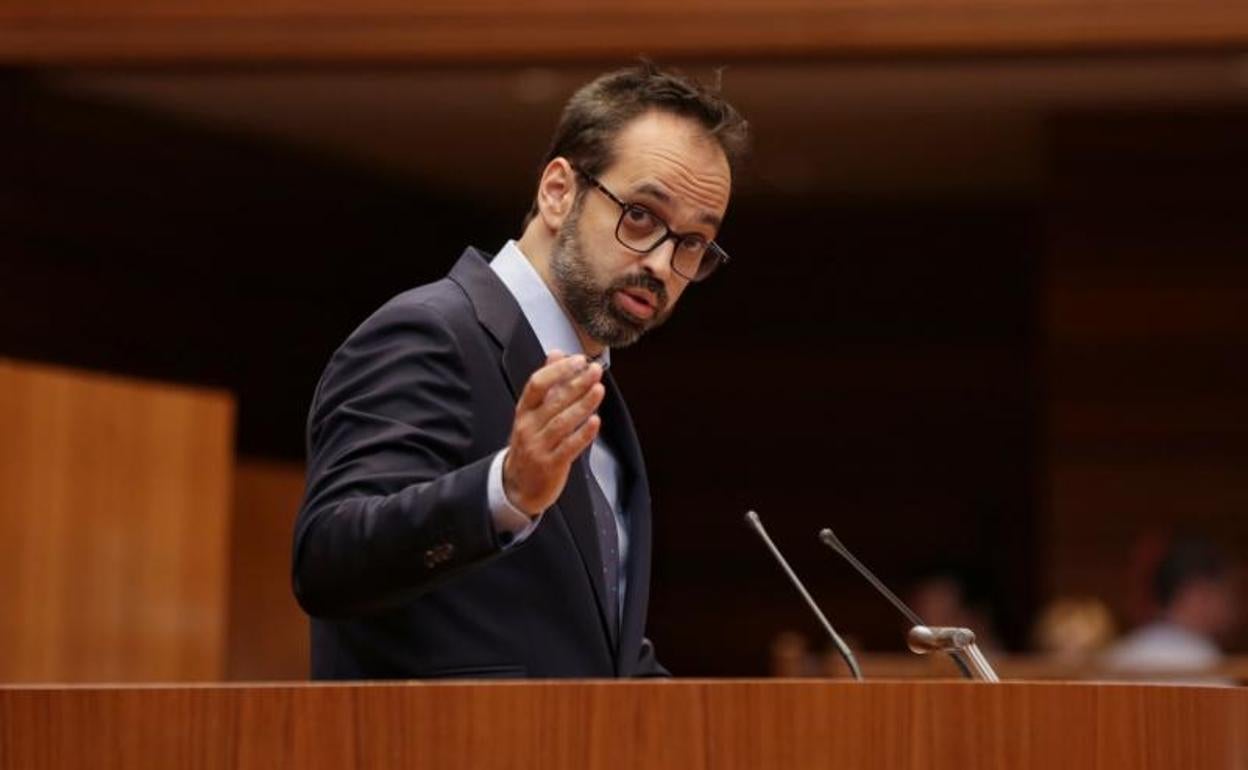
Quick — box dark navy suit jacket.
[293,247,664,678]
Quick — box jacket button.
[424,543,455,568]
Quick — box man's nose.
[638,236,676,280]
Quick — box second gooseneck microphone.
[818,528,923,626]
[818,527,976,680]
[746,511,863,681]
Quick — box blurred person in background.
[908,567,1003,654]
[1103,536,1239,676]
[1031,597,1116,660]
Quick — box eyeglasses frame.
[571,165,731,283]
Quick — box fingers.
[520,355,604,427]
[538,381,605,450]
[518,351,587,410]
[551,413,601,464]
[519,356,604,456]
[534,361,602,430]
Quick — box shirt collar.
[490,240,611,369]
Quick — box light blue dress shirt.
[486,240,630,616]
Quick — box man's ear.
[534,158,578,230]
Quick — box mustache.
[613,272,669,311]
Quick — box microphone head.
[907,625,977,654]
[907,625,938,653]
[818,527,846,554]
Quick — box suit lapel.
[449,247,618,650]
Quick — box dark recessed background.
[4,56,1246,674]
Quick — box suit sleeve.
[292,300,502,618]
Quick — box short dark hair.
[1153,537,1229,607]
[523,61,750,229]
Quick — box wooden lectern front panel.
[0,681,1243,769]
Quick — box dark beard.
[550,205,671,349]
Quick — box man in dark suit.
[292,63,748,679]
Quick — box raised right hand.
[501,351,604,516]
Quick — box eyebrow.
[632,182,723,231]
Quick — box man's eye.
[623,206,658,229]
[678,235,708,253]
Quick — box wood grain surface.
[3,1,1248,65]
[0,359,235,682]
[227,459,308,680]
[0,680,1243,770]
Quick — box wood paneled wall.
[0,360,235,682]
[3,0,1248,65]
[1043,108,1248,639]
[227,459,308,680]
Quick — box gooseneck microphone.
[818,528,984,681]
[746,511,863,681]
[818,528,924,626]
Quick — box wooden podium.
[1,680,1244,769]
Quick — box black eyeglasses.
[573,168,730,282]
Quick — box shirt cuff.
[488,448,541,547]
